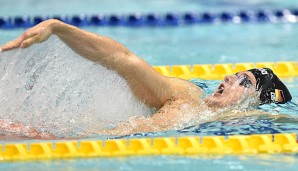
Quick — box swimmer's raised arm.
[0,19,202,110]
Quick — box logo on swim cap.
[258,68,268,75]
[274,89,285,103]
[270,92,275,101]
[269,89,285,103]
[248,68,292,104]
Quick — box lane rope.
[153,61,298,80]
[0,133,297,161]
[0,9,298,29]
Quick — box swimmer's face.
[204,71,258,108]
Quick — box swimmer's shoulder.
[166,77,203,104]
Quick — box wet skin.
[204,71,258,108]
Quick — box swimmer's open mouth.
[216,83,225,94]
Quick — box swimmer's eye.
[235,73,252,88]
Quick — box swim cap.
[248,68,292,104]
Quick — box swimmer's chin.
[203,97,229,110]
[203,96,258,111]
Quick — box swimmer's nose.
[224,75,236,84]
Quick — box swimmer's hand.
[0,19,59,52]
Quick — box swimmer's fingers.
[0,31,38,52]
[20,34,40,48]
[1,20,56,52]
[0,36,25,52]
[19,27,52,49]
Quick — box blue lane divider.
[0,9,297,29]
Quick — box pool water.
[1,155,298,171]
[0,0,297,16]
[1,0,298,170]
[2,23,298,66]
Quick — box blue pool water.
[2,23,298,66]
[0,0,297,16]
[1,0,298,171]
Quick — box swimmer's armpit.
[0,119,56,140]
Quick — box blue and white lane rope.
[0,9,298,29]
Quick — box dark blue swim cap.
[248,68,292,104]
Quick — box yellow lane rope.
[0,133,297,161]
[153,61,298,80]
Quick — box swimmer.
[0,19,292,138]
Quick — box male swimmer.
[0,19,292,139]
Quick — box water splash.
[0,36,153,138]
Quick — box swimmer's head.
[204,68,292,108]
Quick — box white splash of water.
[0,36,153,137]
